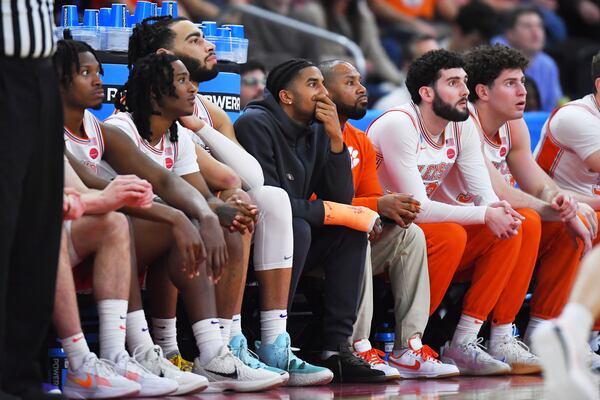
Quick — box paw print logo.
[348,146,360,169]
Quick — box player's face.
[488,68,527,120]
[170,20,218,83]
[240,69,266,108]
[159,60,197,118]
[324,62,368,121]
[510,13,544,54]
[64,51,104,110]
[431,68,469,121]
[286,66,329,121]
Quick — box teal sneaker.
[229,334,289,384]
[255,332,334,386]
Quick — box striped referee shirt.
[1,0,56,58]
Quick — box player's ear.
[475,83,489,101]
[156,48,175,56]
[279,89,293,105]
[595,77,600,95]
[418,86,434,104]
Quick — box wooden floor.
[135,375,600,399]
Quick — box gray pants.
[351,224,430,350]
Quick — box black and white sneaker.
[320,344,387,383]
[192,345,283,393]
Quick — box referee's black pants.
[288,218,367,351]
[0,57,63,396]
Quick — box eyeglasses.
[242,76,266,86]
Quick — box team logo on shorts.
[165,158,174,169]
[499,147,507,157]
[89,148,99,159]
[447,148,456,159]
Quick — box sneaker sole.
[287,371,334,386]
[204,375,283,393]
[508,363,542,375]
[63,386,140,399]
[393,369,460,379]
[532,323,598,400]
[173,379,209,395]
[440,357,510,376]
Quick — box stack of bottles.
[55,1,178,51]
[198,21,248,64]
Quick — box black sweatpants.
[0,57,64,395]
[288,218,367,351]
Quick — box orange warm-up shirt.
[343,122,383,212]
[382,0,435,19]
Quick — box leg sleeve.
[350,243,373,343]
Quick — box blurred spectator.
[525,75,542,111]
[494,5,563,111]
[240,59,267,108]
[440,0,498,53]
[374,34,440,110]
[558,0,600,39]
[367,0,439,37]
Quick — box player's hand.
[578,202,598,239]
[485,201,522,239]
[101,175,154,211]
[224,193,258,234]
[368,218,383,242]
[171,212,206,279]
[198,212,228,282]
[377,193,421,227]
[551,192,578,221]
[179,115,207,133]
[63,187,85,220]
[314,94,343,151]
[566,216,592,258]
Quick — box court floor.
[141,375,600,399]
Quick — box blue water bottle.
[374,323,395,361]
[46,347,68,389]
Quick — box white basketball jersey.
[534,94,600,196]
[191,95,213,153]
[64,110,106,174]
[374,102,460,198]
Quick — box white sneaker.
[192,345,283,393]
[133,345,208,395]
[388,337,459,379]
[488,330,541,375]
[351,339,399,380]
[62,352,141,399]
[440,337,511,376]
[532,320,599,400]
[113,350,178,397]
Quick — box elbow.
[222,173,242,190]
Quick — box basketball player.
[55,39,283,393]
[321,59,460,379]
[368,49,527,376]
[126,17,321,386]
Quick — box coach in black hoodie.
[235,59,383,383]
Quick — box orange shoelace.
[357,348,387,365]
[414,345,440,363]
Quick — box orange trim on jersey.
[472,108,507,150]
[196,95,214,127]
[536,135,564,177]
[411,102,444,149]
[64,126,90,144]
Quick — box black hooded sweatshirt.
[234,91,354,227]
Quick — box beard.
[432,91,469,122]
[336,101,368,121]
[176,54,219,83]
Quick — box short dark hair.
[128,15,186,70]
[592,51,600,94]
[505,5,543,30]
[464,45,529,102]
[456,0,498,41]
[406,49,465,104]
[266,58,314,103]
[53,33,103,88]
[241,59,266,75]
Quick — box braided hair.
[53,30,103,87]
[115,53,180,142]
[128,16,186,70]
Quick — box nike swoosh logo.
[119,315,126,320]
[474,320,484,325]
[284,255,292,260]
[71,373,93,388]
[208,367,238,380]
[72,335,84,343]
[279,314,287,318]
[142,327,149,332]
[394,360,421,370]
[211,320,219,324]
[119,325,126,331]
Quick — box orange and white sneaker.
[389,336,460,379]
[352,339,400,380]
[62,352,141,399]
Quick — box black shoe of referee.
[321,344,387,383]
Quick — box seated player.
[126,16,324,386]
[368,49,526,376]
[320,59,459,379]
[55,38,282,393]
[434,44,591,373]
[235,58,386,383]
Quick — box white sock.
[393,335,422,357]
[152,317,179,356]
[559,303,593,345]
[231,314,242,338]
[451,314,484,347]
[525,316,545,343]
[218,318,232,344]
[490,323,513,348]
[125,310,154,354]
[98,299,129,362]
[61,332,91,371]
[260,309,287,344]
[193,318,224,366]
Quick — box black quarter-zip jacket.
[235,91,354,227]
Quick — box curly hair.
[592,51,600,94]
[405,49,465,104]
[464,44,529,102]
[53,31,103,88]
[128,15,186,70]
[115,53,180,143]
